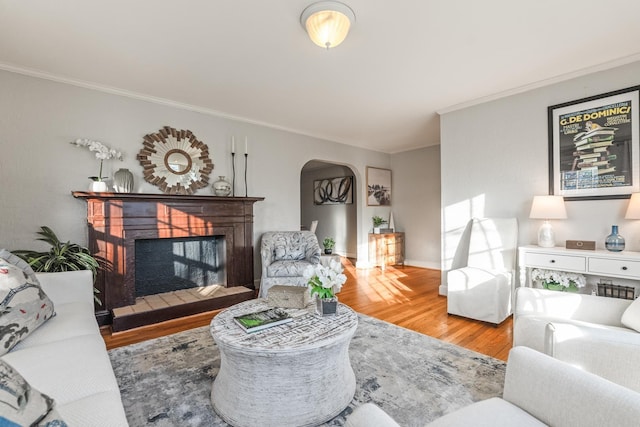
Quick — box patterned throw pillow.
[0,358,68,427]
[274,243,307,261]
[0,254,55,356]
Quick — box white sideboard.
[518,245,640,291]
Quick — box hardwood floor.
[101,258,513,361]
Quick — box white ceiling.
[1,0,640,153]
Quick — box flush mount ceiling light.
[300,1,356,49]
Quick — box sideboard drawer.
[525,252,586,272]
[589,257,640,279]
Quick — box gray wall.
[391,146,442,269]
[440,60,640,291]
[0,69,395,278]
[300,164,357,257]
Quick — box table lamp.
[529,195,567,247]
[625,193,640,220]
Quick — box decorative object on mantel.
[230,136,236,196]
[70,138,123,192]
[531,268,586,292]
[211,176,232,196]
[113,168,134,193]
[388,211,395,232]
[565,240,596,250]
[529,195,567,247]
[304,258,346,316]
[137,126,213,195]
[244,137,249,197]
[605,225,626,252]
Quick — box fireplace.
[135,235,227,297]
[72,192,263,331]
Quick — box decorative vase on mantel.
[113,168,134,193]
[316,296,338,316]
[90,180,108,192]
[605,225,625,252]
[212,176,232,197]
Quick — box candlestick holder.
[244,153,248,197]
[231,152,236,196]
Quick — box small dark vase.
[605,225,625,252]
[316,296,338,316]
[324,248,332,255]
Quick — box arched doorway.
[300,160,358,258]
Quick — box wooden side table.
[369,232,405,270]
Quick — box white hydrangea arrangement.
[303,259,347,299]
[531,268,586,292]
[70,138,123,182]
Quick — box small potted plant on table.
[322,237,335,255]
[372,215,387,234]
[304,259,347,316]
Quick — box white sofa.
[514,286,640,392]
[0,270,128,426]
[345,346,640,427]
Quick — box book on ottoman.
[233,308,293,333]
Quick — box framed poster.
[313,176,353,205]
[366,167,391,206]
[549,86,640,200]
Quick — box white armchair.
[345,346,640,427]
[514,286,640,392]
[447,218,518,325]
[259,231,321,298]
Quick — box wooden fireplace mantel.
[72,191,264,329]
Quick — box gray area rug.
[109,314,506,427]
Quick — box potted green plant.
[322,237,335,255]
[372,215,387,234]
[12,226,102,305]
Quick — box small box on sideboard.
[566,240,596,250]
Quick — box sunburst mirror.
[137,126,214,194]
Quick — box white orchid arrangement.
[303,259,347,299]
[70,138,123,182]
[531,268,586,291]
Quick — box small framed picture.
[366,167,391,206]
[548,86,640,200]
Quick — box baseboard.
[404,259,441,270]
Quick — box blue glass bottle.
[605,225,625,252]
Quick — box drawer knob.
[622,266,628,271]
[550,259,556,263]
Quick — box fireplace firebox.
[72,192,264,331]
[135,235,226,297]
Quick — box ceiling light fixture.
[300,1,355,49]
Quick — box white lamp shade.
[625,193,640,219]
[529,195,567,219]
[301,1,355,49]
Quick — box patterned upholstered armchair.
[259,231,321,298]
